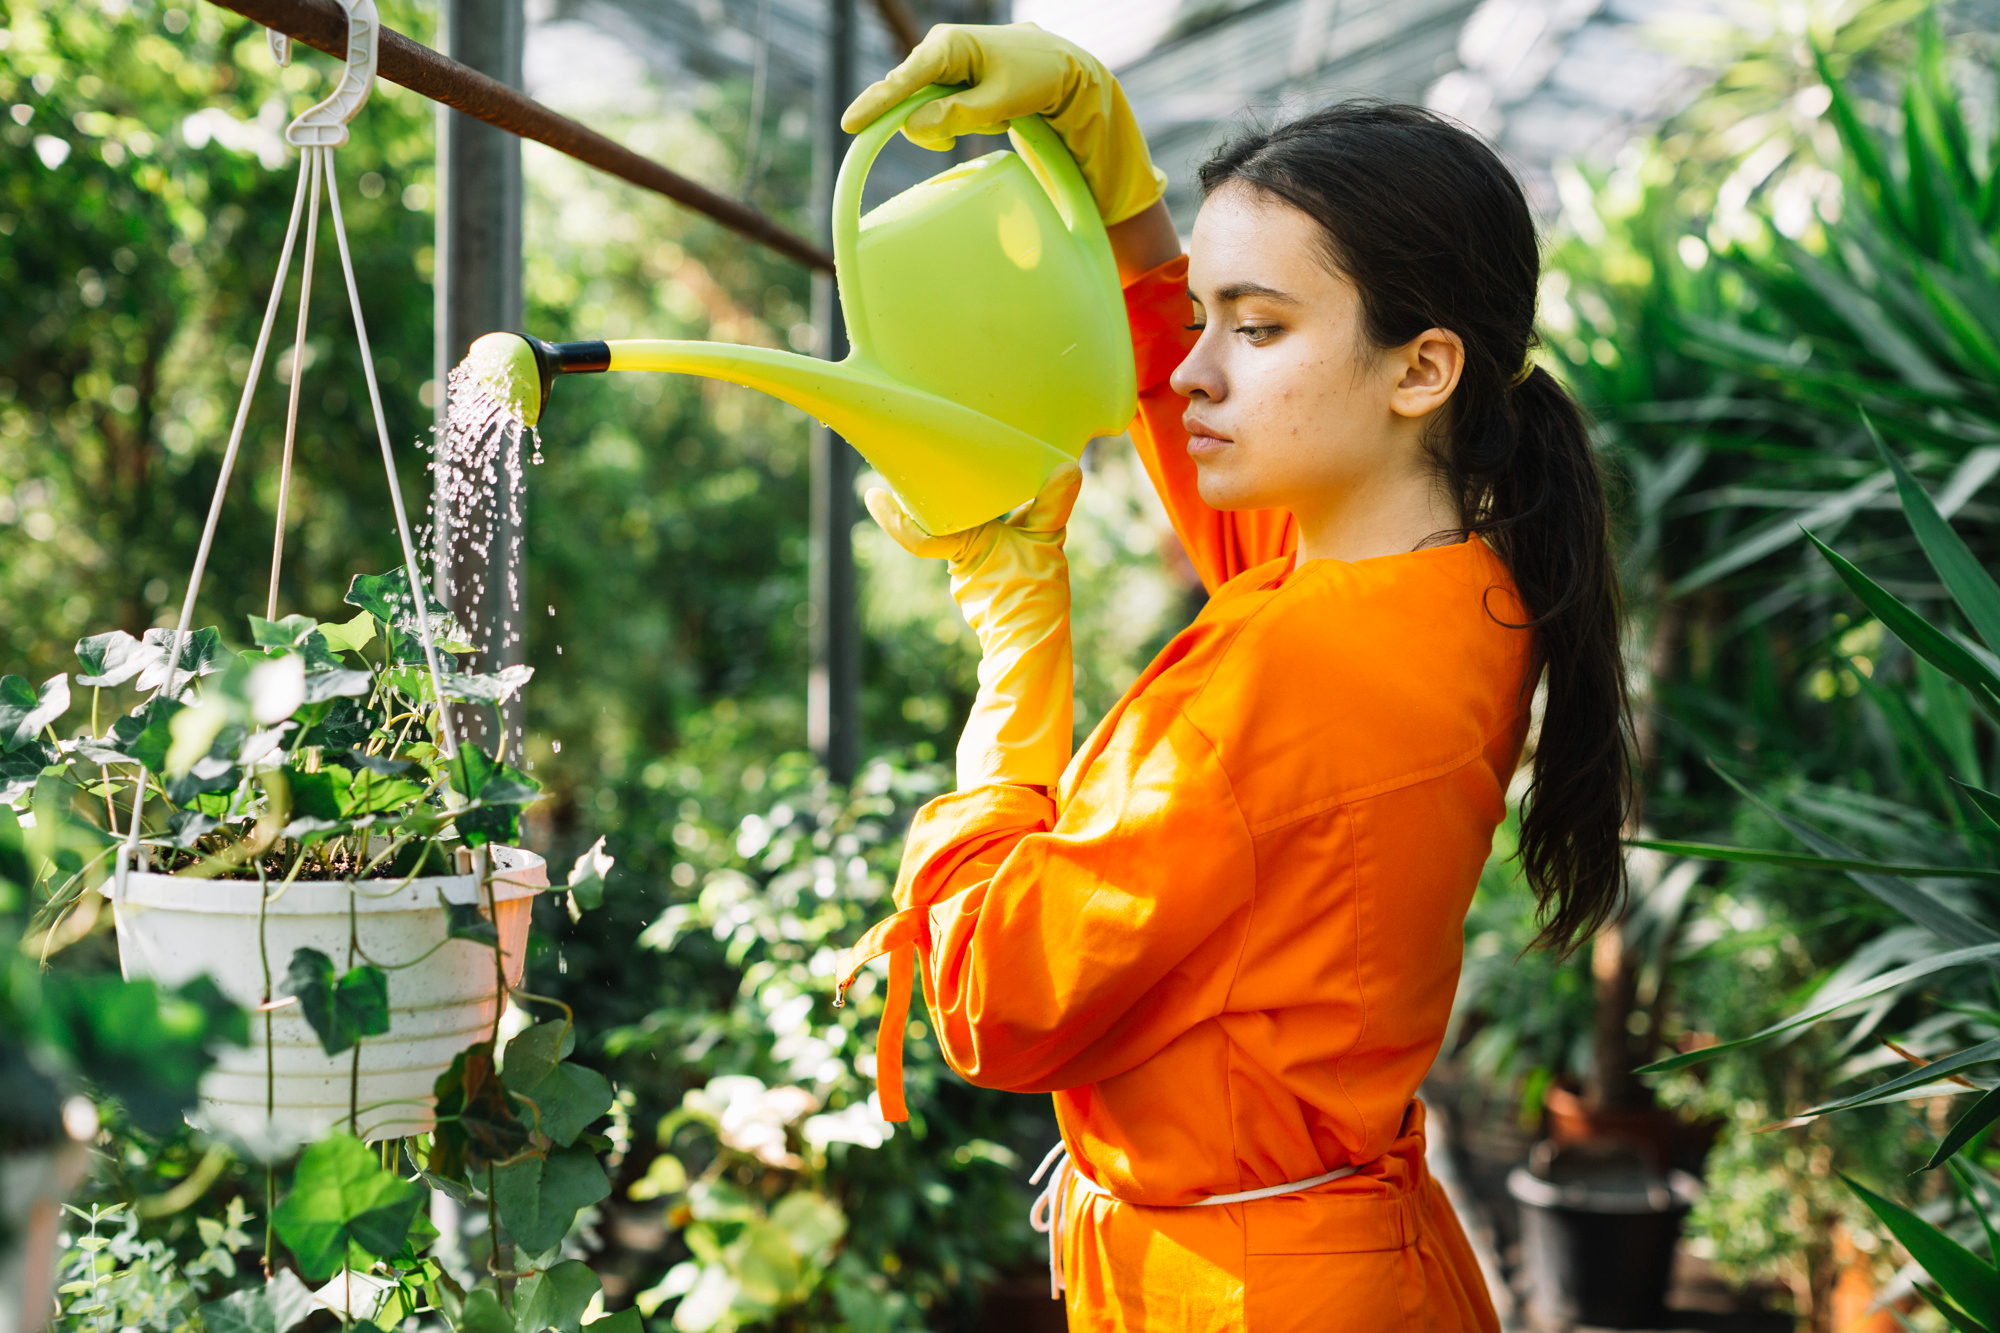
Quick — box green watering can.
[468,85,1137,535]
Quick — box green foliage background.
[1,1,1190,1329]
[27,0,2000,1326]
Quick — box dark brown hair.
[1199,101,1633,952]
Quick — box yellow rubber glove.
[840,22,1168,226]
[867,463,1082,791]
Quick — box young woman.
[835,23,1632,1331]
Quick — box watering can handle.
[283,0,379,148]
[832,86,1122,354]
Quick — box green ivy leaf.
[272,1132,426,1281]
[565,838,613,914]
[512,1259,600,1333]
[580,1310,641,1333]
[121,697,186,772]
[197,1272,318,1333]
[492,1145,611,1254]
[455,803,520,849]
[135,626,224,692]
[74,630,156,688]
[318,610,378,656]
[452,1288,515,1333]
[503,1022,613,1147]
[288,771,345,823]
[503,1021,573,1092]
[429,1041,530,1179]
[291,767,426,824]
[444,899,499,947]
[520,1063,614,1149]
[165,758,240,807]
[32,972,246,1135]
[301,665,374,703]
[284,948,391,1057]
[0,673,69,752]
[299,697,378,750]
[249,615,320,652]
[158,810,220,850]
[0,741,60,804]
[448,744,499,801]
[386,666,534,706]
[345,569,449,633]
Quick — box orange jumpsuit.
[846,257,1530,1331]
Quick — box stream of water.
[422,360,542,754]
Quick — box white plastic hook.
[267,28,291,67]
[284,0,378,148]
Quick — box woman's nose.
[1170,337,1225,401]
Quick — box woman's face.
[1171,183,1463,534]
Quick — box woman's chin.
[1192,464,1267,513]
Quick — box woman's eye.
[1183,322,1206,333]
[1235,324,1278,344]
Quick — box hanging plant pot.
[99,846,545,1153]
[1508,1139,1700,1329]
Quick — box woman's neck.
[1290,468,1461,566]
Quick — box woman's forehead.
[1189,185,1346,303]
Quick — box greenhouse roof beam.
[205,0,838,272]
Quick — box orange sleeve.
[1124,255,1297,593]
[887,704,1256,1095]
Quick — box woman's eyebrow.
[1189,281,1300,304]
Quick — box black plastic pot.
[1507,1140,1700,1329]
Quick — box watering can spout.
[463,83,1137,536]
[465,331,608,429]
[625,341,1074,535]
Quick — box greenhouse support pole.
[435,0,526,756]
[810,0,861,785]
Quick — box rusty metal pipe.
[205,0,836,272]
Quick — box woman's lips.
[1184,416,1231,459]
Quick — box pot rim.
[98,845,546,914]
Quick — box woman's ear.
[1388,327,1464,419]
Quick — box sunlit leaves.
[0,673,69,750]
[317,610,378,656]
[289,766,426,823]
[74,631,156,689]
[271,1133,426,1281]
[565,836,614,916]
[345,570,449,635]
[448,743,541,848]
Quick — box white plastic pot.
[100,847,545,1153]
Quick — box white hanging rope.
[267,146,324,620]
[116,8,461,895]
[321,148,458,757]
[114,154,314,898]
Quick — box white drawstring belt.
[1027,1142,1367,1300]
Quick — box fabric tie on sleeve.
[834,905,926,1122]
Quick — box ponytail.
[1480,366,1631,950]
[1200,103,1633,953]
